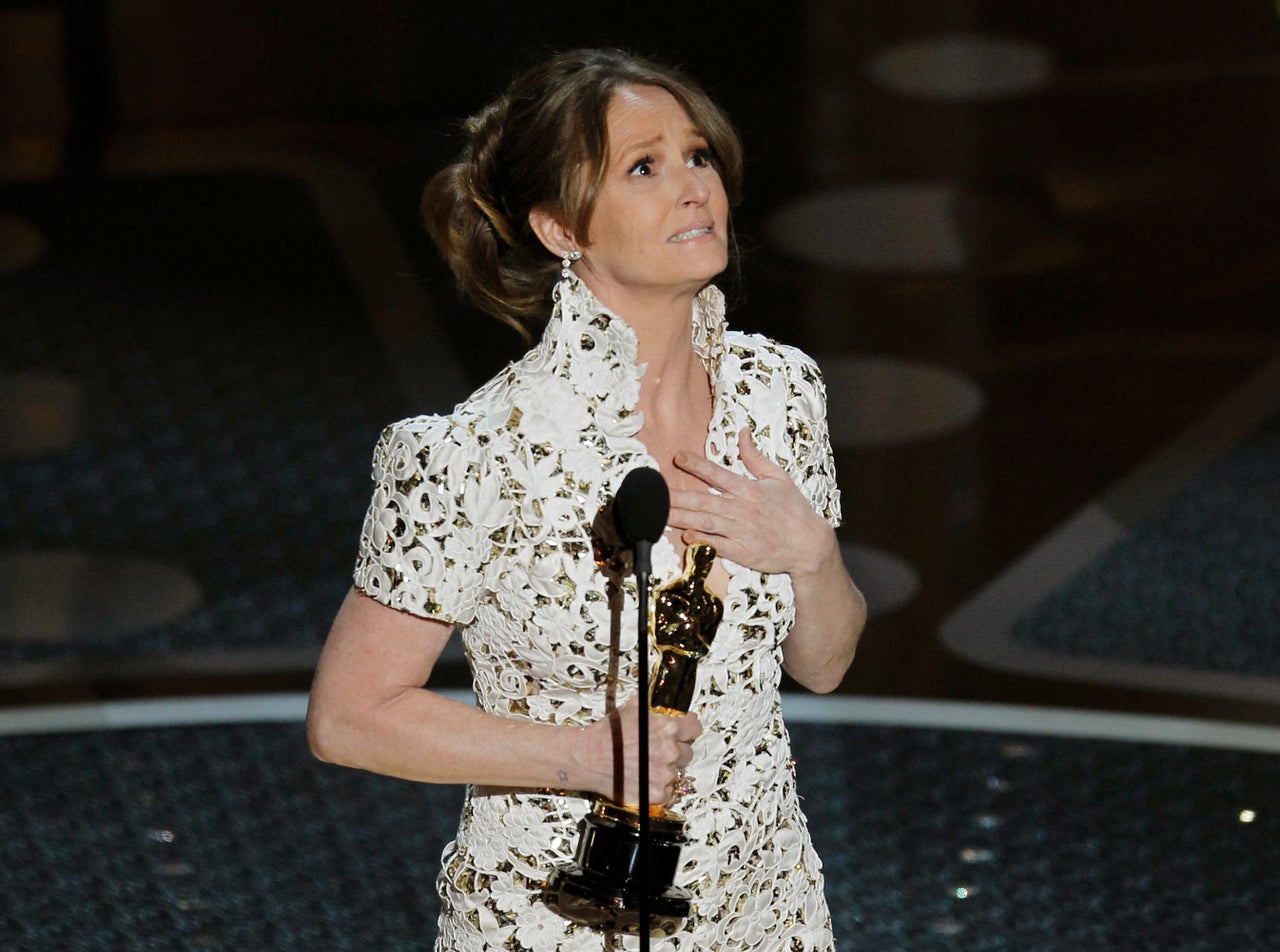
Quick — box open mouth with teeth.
[669,226,714,242]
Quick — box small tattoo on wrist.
[557,769,569,784]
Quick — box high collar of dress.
[534,275,728,430]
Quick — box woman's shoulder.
[723,331,826,388]
[373,406,480,458]
[369,352,574,481]
[375,361,532,446]
[725,330,818,366]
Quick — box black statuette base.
[542,804,692,935]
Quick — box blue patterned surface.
[0,177,409,664]
[1,719,1275,951]
[1011,413,1280,676]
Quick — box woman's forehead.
[605,85,701,149]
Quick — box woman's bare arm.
[777,529,865,693]
[307,588,700,803]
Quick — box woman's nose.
[679,165,712,205]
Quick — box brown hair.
[421,48,744,337]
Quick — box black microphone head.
[614,467,669,546]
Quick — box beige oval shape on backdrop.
[0,550,203,643]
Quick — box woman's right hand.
[580,693,702,807]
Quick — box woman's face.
[576,85,730,309]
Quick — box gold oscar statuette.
[542,542,723,935]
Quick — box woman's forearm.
[781,529,866,693]
[306,589,695,802]
[308,681,601,791]
[306,589,606,793]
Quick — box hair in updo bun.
[422,48,743,337]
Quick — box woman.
[307,48,866,951]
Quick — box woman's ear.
[528,206,579,258]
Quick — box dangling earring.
[561,249,581,280]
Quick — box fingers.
[676,711,703,744]
[672,449,736,493]
[604,697,703,805]
[673,427,780,485]
[665,458,745,542]
[650,712,703,804]
[645,712,700,804]
[735,427,784,479]
[666,428,779,533]
[651,712,697,770]
[667,428,828,575]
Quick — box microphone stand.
[633,537,653,952]
[541,467,677,940]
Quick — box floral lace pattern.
[354,277,842,951]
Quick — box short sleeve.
[783,353,843,529]
[352,416,493,626]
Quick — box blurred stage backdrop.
[1,3,1278,950]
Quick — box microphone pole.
[613,467,669,950]
[634,533,653,952]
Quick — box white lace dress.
[353,276,842,951]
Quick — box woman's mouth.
[669,226,714,243]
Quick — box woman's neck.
[578,275,708,421]
[633,300,706,425]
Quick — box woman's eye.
[629,157,655,177]
[688,148,713,168]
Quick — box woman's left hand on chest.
[667,427,835,578]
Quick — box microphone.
[613,466,668,948]
[614,466,669,581]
